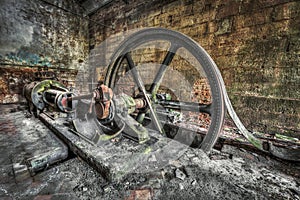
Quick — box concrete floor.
[0,105,299,200]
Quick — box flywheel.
[104,28,226,152]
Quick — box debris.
[111,138,119,143]
[126,189,152,200]
[179,183,184,190]
[148,154,157,162]
[13,163,31,183]
[161,169,165,180]
[191,157,201,165]
[209,150,231,160]
[186,153,195,158]
[175,168,186,181]
[82,187,88,192]
[135,189,152,200]
[169,160,182,168]
[139,177,146,183]
[147,179,162,189]
[1,111,299,199]
[232,157,245,164]
[191,179,197,186]
[103,185,113,193]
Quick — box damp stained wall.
[88,0,300,137]
[0,0,89,103]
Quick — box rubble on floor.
[0,108,299,200]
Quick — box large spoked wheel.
[105,28,225,152]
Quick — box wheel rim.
[104,28,225,152]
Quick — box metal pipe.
[157,100,212,115]
[67,93,93,101]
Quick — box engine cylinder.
[23,80,77,113]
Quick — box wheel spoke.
[106,28,225,152]
[150,43,180,95]
[124,52,164,134]
[125,53,143,92]
[157,100,212,115]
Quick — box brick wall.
[89,0,300,137]
[0,66,78,104]
[0,0,89,103]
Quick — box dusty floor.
[0,104,299,200]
